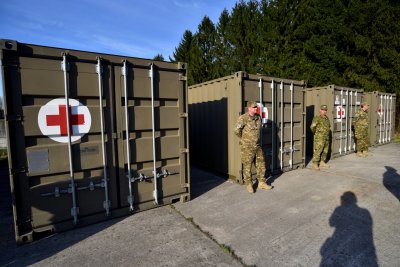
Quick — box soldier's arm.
[310,117,317,133]
[352,112,359,126]
[234,116,245,138]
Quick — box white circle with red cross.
[38,98,91,143]
[256,103,268,124]
[377,104,383,117]
[336,105,345,121]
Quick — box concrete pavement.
[1,143,399,266]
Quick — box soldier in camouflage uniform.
[310,105,331,171]
[353,102,370,157]
[234,101,273,193]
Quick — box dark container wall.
[0,39,190,244]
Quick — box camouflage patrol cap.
[247,101,258,108]
[320,104,328,110]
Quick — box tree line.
[170,0,400,92]
[167,0,400,130]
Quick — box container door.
[3,51,117,239]
[377,93,392,144]
[115,62,189,210]
[242,77,304,178]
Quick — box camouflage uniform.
[353,108,369,153]
[310,115,331,164]
[234,113,266,185]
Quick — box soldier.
[353,102,370,157]
[234,101,272,193]
[310,104,331,171]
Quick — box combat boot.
[362,150,369,157]
[312,163,320,171]
[258,181,273,190]
[319,161,330,168]
[246,184,254,193]
[356,152,363,157]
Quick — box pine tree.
[171,30,193,64]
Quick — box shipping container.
[0,39,190,243]
[188,72,306,184]
[364,91,396,146]
[305,85,364,159]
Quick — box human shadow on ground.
[383,166,400,202]
[320,191,378,267]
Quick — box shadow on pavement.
[189,165,227,199]
[320,191,378,267]
[383,166,400,202]
[0,160,123,266]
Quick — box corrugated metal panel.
[189,72,306,184]
[305,85,364,159]
[0,39,190,243]
[364,91,396,146]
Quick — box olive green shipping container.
[364,91,396,146]
[188,72,306,184]
[0,40,190,243]
[305,85,364,159]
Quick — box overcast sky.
[0,0,238,99]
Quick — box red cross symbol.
[337,106,344,119]
[257,106,267,119]
[46,105,85,136]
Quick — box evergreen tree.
[189,16,218,84]
[171,30,193,63]
[152,54,164,61]
[214,8,234,77]
[226,0,264,74]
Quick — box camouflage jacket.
[310,115,330,140]
[353,109,369,135]
[234,113,261,146]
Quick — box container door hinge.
[179,74,187,81]
[178,62,187,70]
[11,166,27,174]
[179,113,188,118]
[182,183,190,188]
[6,114,23,122]
[180,148,189,154]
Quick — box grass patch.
[393,133,400,144]
[0,149,8,167]
[0,148,7,162]
[169,204,251,266]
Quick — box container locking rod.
[62,54,78,224]
[149,63,158,205]
[122,60,134,211]
[97,58,110,216]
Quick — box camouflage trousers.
[312,137,329,164]
[240,144,266,185]
[355,133,369,152]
